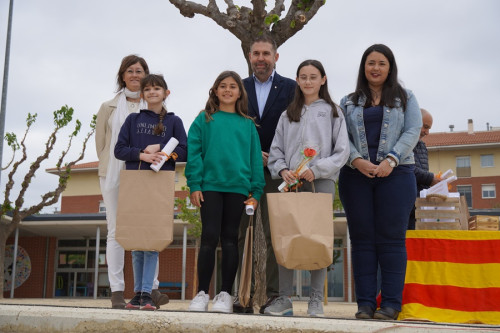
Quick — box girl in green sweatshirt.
[186,71,265,313]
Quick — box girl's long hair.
[350,44,407,110]
[140,74,168,135]
[203,71,251,122]
[286,59,338,122]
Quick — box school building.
[4,162,352,302]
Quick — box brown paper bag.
[238,215,253,307]
[116,170,175,252]
[267,192,333,270]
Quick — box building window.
[457,185,472,208]
[456,156,471,178]
[55,238,109,298]
[482,185,496,199]
[98,201,106,213]
[480,154,494,168]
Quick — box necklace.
[370,89,381,106]
[127,100,138,109]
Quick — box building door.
[457,185,473,208]
[54,239,108,297]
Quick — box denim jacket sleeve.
[339,96,363,168]
[386,89,422,165]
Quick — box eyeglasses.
[298,76,321,82]
[126,69,144,75]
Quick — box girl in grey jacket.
[266,60,349,317]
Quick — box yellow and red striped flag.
[400,230,500,325]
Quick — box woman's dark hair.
[350,44,407,110]
[116,54,149,91]
[286,59,339,122]
[140,74,168,135]
[203,71,251,122]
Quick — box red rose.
[303,148,316,158]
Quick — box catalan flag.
[400,230,500,325]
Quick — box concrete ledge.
[2,304,500,333]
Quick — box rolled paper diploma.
[150,137,179,172]
[426,175,457,196]
[277,166,309,192]
[440,169,454,179]
[245,204,254,215]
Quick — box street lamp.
[0,0,15,185]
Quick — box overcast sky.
[1,0,499,212]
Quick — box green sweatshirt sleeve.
[249,122,265,201]
[185,114,204,193]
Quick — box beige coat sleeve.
[95,95,119,177]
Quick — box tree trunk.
[0,223,14,299]
[168,0,326,77]
[241,40,252,77]
[253,205,267,307]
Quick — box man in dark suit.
[408,108,440,229]
[234,36,296,314]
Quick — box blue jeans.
[131,251,159,294]
[339,166,416,311]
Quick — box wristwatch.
[386,158,396,168]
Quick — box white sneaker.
[211,291,233,313]
[188,291,209,312]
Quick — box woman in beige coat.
[95,55,168,309]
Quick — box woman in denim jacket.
[338,44,421,320]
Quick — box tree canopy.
[168,0,326,74]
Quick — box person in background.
[266,59,349,317]
[408,108,440,229]
[95,55,169,309]
[338,44,421,320]
[114,74,187,310]
[234,35,296,314]
[186,71,265,313]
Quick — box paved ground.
[0,298,357,317]
[1,298,499,332]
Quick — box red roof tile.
[46,161,99,173]
[423,130,500,147]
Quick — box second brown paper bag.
[267,192,334,270]
[238,215,253,308]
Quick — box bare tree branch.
[168,0,326,75]
[270,0,286,18]
[272,0,325,47]
[2,114,36,216]
[0,109,96,297]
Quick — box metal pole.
[43,237,49,298]
[346,229,352,302]
[181,224,187,300]
[9,227,19,298]
[0,0,14,184]
[94,226,100,299]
